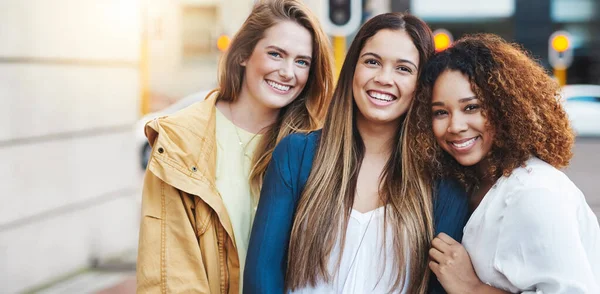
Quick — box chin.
[259,92,294,105]
[453,156,483,167]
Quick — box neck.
[218,93,280,134]
[470,157,498,209]
[355,115,399,157]
[475,156,493,182]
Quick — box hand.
[429,233,483,294]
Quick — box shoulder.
[510,157,572,187]
[272,130,321,162]
[161,90,218,126]
[494,158,587,231]
[502,157,583,210]
[266,130,321,188]
[145,90,218,144]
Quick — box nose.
[278,61,294,80]
[447,113,468,134]
[373,67,393,86]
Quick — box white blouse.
[462,157,600,293]
[291,206,409,294]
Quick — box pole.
[332,35,346,82]
[139,0,150,116]
[554,67,566,87]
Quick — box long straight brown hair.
[216,0,334,197]
[286,13,435,293]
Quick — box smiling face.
[431,70,495,167]
[352,29,420,127]
[239,20,313,111]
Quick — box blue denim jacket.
[244,131,469,294]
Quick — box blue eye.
[268,51,282,58]
[296,60,310,67]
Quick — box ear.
[240,59,247,67]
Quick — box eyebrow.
[360,52,418,69]
[266,45,312,60]
[431,96,478,107]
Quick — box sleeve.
[137,168,211,293]
[433,179,470,241]
[429,179,470,294]
[493,187,600,294]
[244,136,301,294]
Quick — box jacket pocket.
[194,197,213,236]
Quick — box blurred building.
[392,0,600,84]
[0,1,141,293]
[145,0,254,110]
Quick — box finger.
[428,247,445,262]
[436,232,459,245]
[429,260,440,275]
[431,237,451,252]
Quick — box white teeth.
[266,80,291,91]
[452,138,476,148]
[369,91,395,101]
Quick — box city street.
[564,137,600,218]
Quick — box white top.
[462,157,600,293]
[292,206,410,294]
[215,109,262,294]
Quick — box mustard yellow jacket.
[137,91,239,294]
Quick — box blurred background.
[0,0,598,293]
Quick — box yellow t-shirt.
[215,109,262,292]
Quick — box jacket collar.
[144,90,236,245]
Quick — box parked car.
[135,90,210,169]
[562,84,600,137]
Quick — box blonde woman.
[136,0,334,292]
[245,13,469,293]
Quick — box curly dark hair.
[407,33,574,190]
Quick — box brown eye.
[465,104,480,112]
[432,109,448,117]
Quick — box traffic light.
[433,29,453,52]
[548,30,573,86]
[217,34,231,52]
[323,0,362,36]
[551,34,570,53]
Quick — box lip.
[447,136,479,153]
[265,79,293,94]
[366,89,398,106]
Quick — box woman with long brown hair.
[245,13,469,293]
[136,0,334,292]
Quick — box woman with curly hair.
[407,33,600,293]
